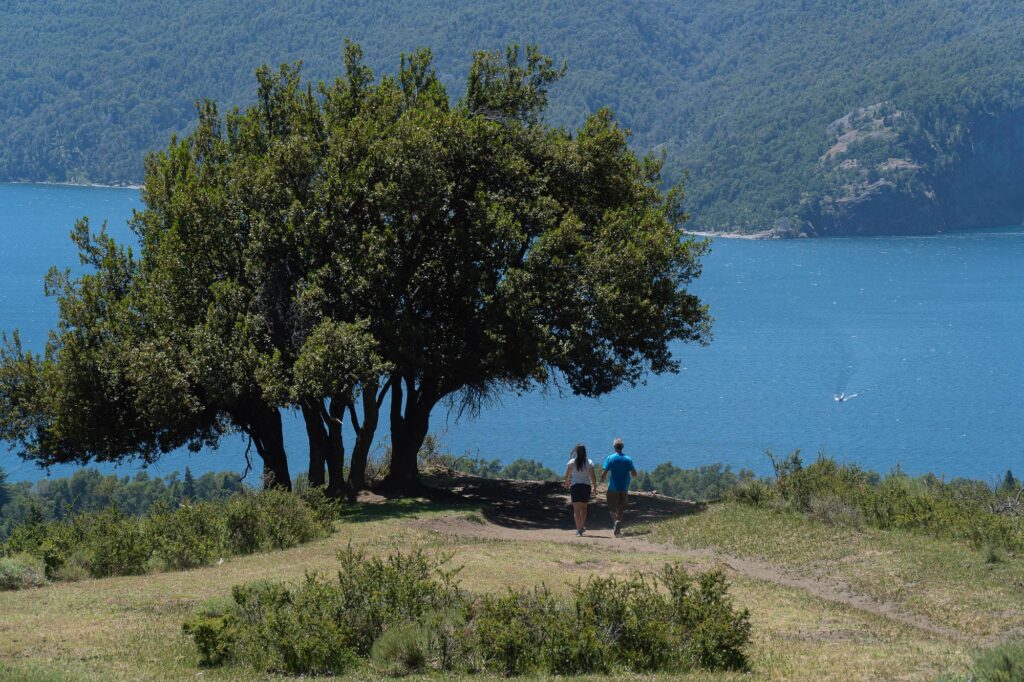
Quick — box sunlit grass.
[0,500,986,680]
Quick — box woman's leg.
[580,501,588,529]
[572,501,585,529]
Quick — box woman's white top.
[567,458,595,485]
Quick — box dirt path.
[412,475,964,641]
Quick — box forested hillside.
[4,0,1024,234]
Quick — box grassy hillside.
[3,1,1024,234]
[1,474,1020,680]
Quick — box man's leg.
[613,491,628,535]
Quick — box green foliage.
[74,507,153,577]
[418,436,557,482]
[0,553,46,591]
[638,462,756,501]
[148,500,226,570]
[472,564,750,675]
[182,614,238,668]
[733,452,1024,553]
[0,467,244,541]
[1,37,710,495]
[497,460,557,482]
[1,489,332,586]
[440,456,557,481]
[972,641,1024,681]
[223,490,328,555]
[0,465,10,510]
[3,2,1024,233]
[370,622,430,674]
[184,547,460,674]
[183,548,750,676]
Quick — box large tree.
[0,43,711,494]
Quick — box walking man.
[600,438,637,536]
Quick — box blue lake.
[1,183,1022,483]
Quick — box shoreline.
[683,228,792,240]
[6,180,142,191]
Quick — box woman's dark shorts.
[570,483,592,503]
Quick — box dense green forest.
[3,1,1023,234]
[0,464,243,539]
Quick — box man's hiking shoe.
[613,520,621,536]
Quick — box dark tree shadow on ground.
[414,472,705,532]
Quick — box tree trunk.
[300,401,328,488]
[380,375,435,494]
[324,397,347,497]
[347,382,383,495]
[251,407,291,490]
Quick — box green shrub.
[184,548,461,675]
[371,622,430,674]
[333,547,464,656]
[0,553,46,590]
[666,567,752,671]
[729,479,776,507]
[231,576,361,675]
[182,599,239,668]
[184,550,751,676]
[473,588,554,675]
[298,486,342,528]
[75,508,152,578]
[148,501,227,570]
[224,490,328,555]
[808,495,864,529]
[571,574,673,671]
[740,453,1024,554]
[1,489,332,589]
[498,460,558,482]
[972,640,1024,681]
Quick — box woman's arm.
[564,463,573,489]
[590,463,598,488]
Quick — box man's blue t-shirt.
[602,453,636,492]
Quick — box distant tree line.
[0,464,243,540]
[2,0,1023,230]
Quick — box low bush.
[370,622,430,674]
[1,489,336,587]
[148,501,226,570]
[224,489,329,555]
[808,495,864,529]
[737,451,1024,554]
[74,507,153,577]
[183,548,751,677]
[972,640,1024,681]
[0,553,46,590]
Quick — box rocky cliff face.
[804,104,1024,236]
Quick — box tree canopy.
[0,43,710,494]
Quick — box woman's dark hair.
[573,444,588,471]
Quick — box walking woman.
[564,444,598,536]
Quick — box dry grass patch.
[652,503,1024,641]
